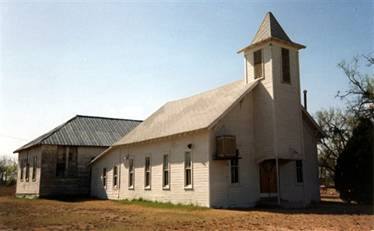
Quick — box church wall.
[91,131,211,207]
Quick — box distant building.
[90,12,323,208]
[14,115,141,198]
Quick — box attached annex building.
[14,115,141,198]
[90,12,323,208]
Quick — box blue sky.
[0,0,373,157]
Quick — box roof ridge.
[76,114,143,122]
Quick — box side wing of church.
[90,12,323,208]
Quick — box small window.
[32,156,37,181]
[144,157,151,189]
[129,159,134,189]
[102,168,107,187]
[184,152,192,188]
[296,160,303,183]
[253,49,263,79]
[282,48,290,83]
[25,160,30,182]
[20,160,24,181]
[230,158,239,184]
[162,155,170,188]
[113,165,118,187]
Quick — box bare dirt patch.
[0,194,372,230]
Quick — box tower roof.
[251,12,292,44]
[238,12,305,53]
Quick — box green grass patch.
[116,198,208,211]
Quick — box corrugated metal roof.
[113,79,259,146]
[14,115,142,153]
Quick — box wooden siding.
[91,131,210,207]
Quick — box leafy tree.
[0,156,17,186]
[335,118,373,204]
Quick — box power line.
[0,134,27,141]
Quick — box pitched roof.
[113,79,260,146]
[14,115,142,153]
[251,12,292,45]
[238,12,305,53]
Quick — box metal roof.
[14,115,142,153]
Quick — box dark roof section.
[14,115,142,153]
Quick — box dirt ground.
[0,186,372,231]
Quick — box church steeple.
[251,12,292,45]
[238,12,305,53]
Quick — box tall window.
[102,168,107,187]
[162,155,170,188]
[67,149,78,177]
[25,159,30,182]
[56,147,77,178]
[32,156,37,181]
[184,152,192,187]
[282,48,290,83]
[254,49,263,79]
[144,157,151,189]
[230,158,239,184]
[129,159,134,189]
[296,160,303,183]
[113,165,118,187]
[20,160,24,181]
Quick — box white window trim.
[113,165,119,189]
[102,168,107,189]
[162,154,170,190]
[144,156,151,190]
[184,151,193,190]
[128,158,135,190]
[229,158,240,185]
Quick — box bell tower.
[238,12,306,162]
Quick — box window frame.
[296,160,304,184]
[230,158,239,184]
[144,156,151,190]
[162,154,170,190]
[20,159,24,182]
[32,156,37,181]
[184,151,193,189]
[128,158,135,189]
[281,48,291,84]
[25,159,30,182]
[113,165,118,188]
[102,168,107,188]
[253,49,263,79]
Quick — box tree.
[337,54,374,118]
[316,54,373,186]
[0,156,17,186]
[315,109,354,185]
[334,118,373,204]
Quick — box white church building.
[90,12,323,208]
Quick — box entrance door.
[259,160,277,196]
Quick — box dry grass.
[0,186,373,231]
